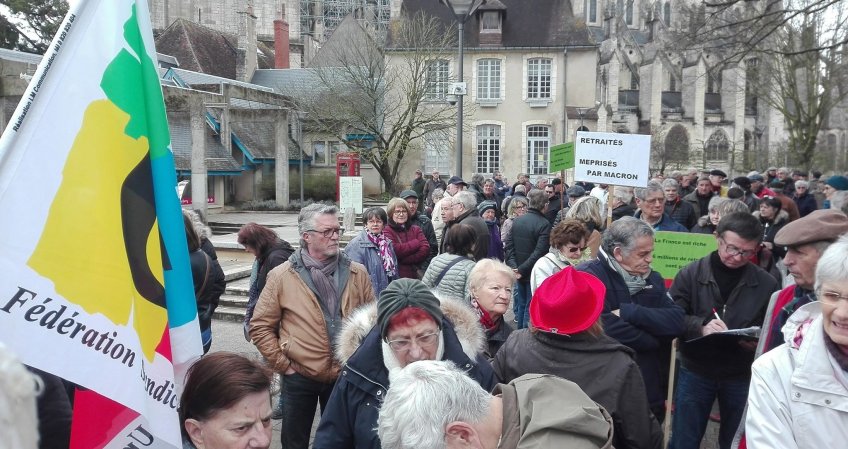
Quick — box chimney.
[237,5,258,82]
[274,15,290,69]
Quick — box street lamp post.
[440,0,485,178]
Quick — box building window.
[663,2,671,26]
[477,59,501,101]
[476,125,501,175]
[481,11,501,31]
[625,0,634,26]
[707,71,721,93]
[312,140,341,165]
[630,70,638,90]
[589,0,597,22]
[527,125,550,175]
[527,58,552,99]
[424,129,451,175]
[425,59,449,101]
[704,129,729,161]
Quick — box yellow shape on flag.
[29,99,167,360]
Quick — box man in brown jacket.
[250,203,375,449]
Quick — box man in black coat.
[446,190,490,261]
[505,189,551,329]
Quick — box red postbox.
[336,152,361,202]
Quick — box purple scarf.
[367,230,397,276]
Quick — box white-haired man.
[377,360,613,449]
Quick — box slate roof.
[252,68,354,103]
[155,19,239,79]
[168,67,276,93]
[0,48,42,64]
[168,112,241,173]
[388,0,594,49]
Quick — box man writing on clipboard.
[667,212,779,449]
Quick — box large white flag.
[0,1,202,447]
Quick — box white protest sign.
[339,176,363,214]
[574,131,651,187]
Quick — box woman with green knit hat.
[313,279,496,449]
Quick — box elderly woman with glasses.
[344,207,399,295]
[746,235,848,449]
[383,198,430,279]
[578,217,685,422]
[530,218,590,295]
[313,279,496,449]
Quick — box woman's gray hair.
[377,360,491,449]
[468,259,515,298]
[708,196,727,213]
[185,208,212,240]
[431,188,445,203]
[717,199,749,216]
[566,196,603,228]
[815,235,848,292]
[662,178,679,189]
[830,190,848,215]
[795,180,809,189]
[613,188,633,204]
[298,203,337,246]
[601,216,654,255]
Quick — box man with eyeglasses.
[249,203,375,449]
[668,212,779,449]
[635,181,688,232]
[441,191,490,261]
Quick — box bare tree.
[674,0,848,171]
[295,11,459,193]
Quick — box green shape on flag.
[549,142,575,172]
[99,4,170,160]
[652,231,718,281]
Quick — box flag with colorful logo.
[0,0,202,447]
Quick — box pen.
[712,308,721,321]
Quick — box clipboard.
[684,326,761,346]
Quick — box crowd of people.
[223,166,848,449]
[12,166,848,449]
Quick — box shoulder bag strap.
[196,252,211,300]
[434,256,468,285]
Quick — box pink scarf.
[367,230,397,276]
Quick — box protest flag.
[0,1,203,447]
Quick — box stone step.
[220,294,249,308]
[209,222,243,235]
[222,263,253,282]
[213,305,245,323]
[225,277,251,296]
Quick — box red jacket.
[383,223,429,279]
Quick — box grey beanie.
[377,279,443,338]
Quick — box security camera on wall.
[446,94,458,106]
[448,82,467,96]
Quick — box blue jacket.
[578,251,685,407]
[313,298,497,449]
[343,230,398,295]
[633,210,688,232]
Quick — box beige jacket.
[249,250,375,383]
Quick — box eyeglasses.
[643,198,664,205]
[366,218,384,225]
[819,291,848,305]
[565,245,587,253]
[307,227,340,238]
[393,210,408,215]
[385,330,440,352]
[719,237,756,258]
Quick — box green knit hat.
[377,279,443,339]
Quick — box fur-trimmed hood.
[334,295,485,366]
[753,209,790,226]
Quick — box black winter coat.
[505,209,551,281]
[493,330,663,449]
[189,249,226,332]
[313,301,496,449]
[578,253,685,408]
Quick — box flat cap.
[710,169,727,178]
[748,173,765,183]
[826,175,848,191]
[447,176,467,186]
[566,185,586,197]
[399,189,418,199]
[774,209,848,246]
[732,176,751,190]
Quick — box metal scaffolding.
[299,0,390,41]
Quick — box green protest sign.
[652,231,717,281]
[549,142,574,172]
